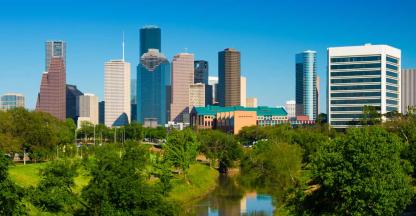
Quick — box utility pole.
[93,124,96,146]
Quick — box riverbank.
[169,163,219,204]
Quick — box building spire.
[122,31,125,61]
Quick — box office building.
[316,76,320,114]
[137,49,170,125]
[209,76,219,104]
[36,41,66,120]
[285,100,296,119]
[104,60,131,127]
[191,106,288,134]
[189,83,205,108]
[296,50,317,120]
[171,53,194,123]
[401,69,416,113]
[0,93,25,110]
[131,79,137,122]
[99,101,105,124]
[246,97,258,108]
[45,41,66,72]
[328,44,401,129]
[77,93,99,126]
[66,84,83,122]
[218,48,241,107]
[140,25,161,56]
[194,60,213,105]
[241,76,247,107]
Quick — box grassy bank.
[169,163,219,204]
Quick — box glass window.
[331,121,360,126]
[331,63,381,70]
[387,99,398,105]
[331,85,381,91]
[386,71,398,78]
[331,92,381,97]
[331,106,380,111]
[386,78,398,85]
[386,56,398,64]
[331,56,381,63]
[386,92,398,98]
[331,114,363,119]
[331,99,380,104]
[387,85,398,91]
[386,64,398,71]
[331,71,381,77]
[331,78,381,83]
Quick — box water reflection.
[193,175,275,216]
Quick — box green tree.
[164,129,199,181]
[124,123,144,141]
[360,105,381,125]
[0,151,26,215]
[297,127,414,215]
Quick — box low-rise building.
[191,106,288,134]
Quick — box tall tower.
[36,41,67,120]
[296,50,317,120]
[137,49,170,125]
[171,53,195,123]
[140,25,161,56]
[218,48,241,107]
[104,60,131,127]
[240,76,247,107]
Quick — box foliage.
[360,105,381,125]
[296,127,414,216]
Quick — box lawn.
[169,163,219,204]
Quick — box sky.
[0,0,415,112]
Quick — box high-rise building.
[171,53,195,123]
[45,41,66,72]
[104,60,131,127]
[296,50,317,120]
[246,97,258,108]
[66,84,83,123]
[140,25,161,56]
[36,41,66,121]
[316,76,320,115]
[285,100,296,119]
[401,69,416,113]
[77,93,99,125]
[131,79,137,122]
[328,44,401,129]
[137,49,171,125]
[194,60,213,105]
[99,101,105,124]
[241,76,247,107]
[189,83,205,108]
[218,48,241,107]
[0,93,25,110]
[209,76,219,104]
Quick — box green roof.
[192,105,287,116]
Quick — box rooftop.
[193,105,288,116]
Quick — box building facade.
[246,98,258,108]
[45,41,66,72]
[0,93,25,110]
[328,44,401,129]
[137,49,171,125]
[316,76,320,115]
[189,83,205,108]
[241,76,247,107]
[77,93,99,125]
[209,76,219,104]
[104,60,131,127]
[284,100,296,119]
[171,53,194,123]
[218,48,241,107]
[140,25,161,56]
[99,101,105,124]
[401,69,416,113]
[194,60,213,105]
[66,84,83,122]
[296,50,317,120]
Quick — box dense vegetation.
[2,108,416,215]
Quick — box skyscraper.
[77,93,99,125]
[66,84,83,123]
[137,49,170,125]
[209,76,219,104]
[104,60,131,127]
[131,79,137,122]
[171,53,194,123]
[45,41,66,71]
[218,48,241,107]
[316,76,320,115]
[401,69,416,113]
[285,100,296,119]
[0,93,25,110]
[194,60,212,106]
[140,25,161,56]
[296,50,317,120]
[36,41,66,120]
[328,44,401,129]
[189,83,205,108]
[246,97,258,108]
[240,76,247,107]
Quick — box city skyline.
[0,0,416,111]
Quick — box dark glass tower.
[194,60,212,106]
[137,49,171,125]
[65,84,83,122]
[140,25,161,57]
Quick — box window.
[387,106,398,112]
[386,64,398,71]
[331,121,360,125]
[386,92,398,98]
[331,92,381,97]
[386,56,398,64]
[331,114,363,119]
[331,71,381,77]
[387,85,398,91]
[331,78,380,83]
[387,99,398,105]
[331,85,381,91]
[386,71,398,78]
[331,56,381,63]
[386,78,398,85]
[331,63,380,70]
[331,99,380,104]
[331,106,380,111]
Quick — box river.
[191,175,275,216]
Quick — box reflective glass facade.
[295,50,317,120]
[140,26,161,57]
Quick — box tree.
[297,127,414,215]
[0,151,26,215]
[163,129,199,181]
[360,105,381,125]
[124,123,143,141]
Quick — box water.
[192,175,275,216]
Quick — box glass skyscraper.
[295,50,317,120]
[137,49,171,125]
[194,60,212,106]
[140,25,161,57]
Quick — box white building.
[246,97,258,108]
[77,93,99,127]
[189,83,205,108]
[328,44,401,129]
[240,76,247,107]
[104,60,131,127]
[0,93,25,110]
[208,76,218,104]
[285,100,296,119]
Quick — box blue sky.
[0,0,415,111]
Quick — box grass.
[169,163,219,204]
